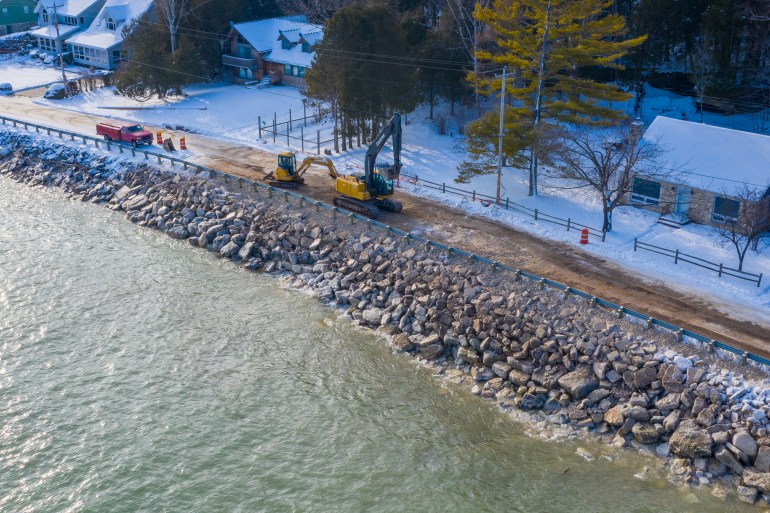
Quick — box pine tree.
[464,0,646,196]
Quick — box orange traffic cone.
[580,228,589,245]
[179,136,186,150]
[156,130,163,145]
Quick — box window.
[24,6,30,14]
[631,177,661,206]
[302,42,311,53]
[281,38,291,50]
[106,18,115,30]
[2,8,8,16]
[238,67,253,80]
[71,45,107,65]
[42,9,49,23]
[298,66,305,78]
[80,17,85,25]
[63,16,77,25]
[39,37,56,52]
[712,196,740,223]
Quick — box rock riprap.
[2,130,770,506]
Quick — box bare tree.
[553,122,670,233]
[713,184,770,271]
[155,0,211,55]
[444,0,492,114]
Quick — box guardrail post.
[617,306,624,318]
[758,273,763,288]
[442,182,445,194]
[538,278,545,290]
[82,136,86,144]
[676,329,684,342]
[674,249,679,264]
[317,130,320,154]
[238,178,243,188]
[718,263,723,277]
[708,340,716,353]
[289,109,292,132]
[742,352,748,365]
[534,209,539,221]
[505,198,509,210]
[58,131,63,138]
[301,127,304,152]
[144,151,148,160]
[634,238,637,251]
[70,133,74,141]
[131,148,135,157]
[601,230,606,242]
[258,115,261,139]
[107,142,111,151]
[567,218,571,231]
[252,182,258,191]
[646,317,653,329]
[286,124,290,147]
[157,155,162,164]
[513,269,521,282]
[46,128,50,136]
[589,296,597,306]
[273,114,276,144]
[182,161,186,169]
[94,140,99,148]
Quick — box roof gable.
[66,0,153,50]
[36,0,103,17]
[232,15,322,69]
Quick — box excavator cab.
[277,152,296,177]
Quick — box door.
[674,186,690,219]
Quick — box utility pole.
[496,66,506,205]
[51,2,70,97]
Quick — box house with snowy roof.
[629,116,770,229]
[32,0,106,56]
[66,0,154,70]
[221,15,322,87]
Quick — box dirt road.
[2,94,768,357]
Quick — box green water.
[0,176,754,512]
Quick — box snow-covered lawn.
[0,55,85,91]
[11,78,770,316]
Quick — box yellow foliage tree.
[462,0,646,196]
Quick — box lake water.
[0,175,755,512]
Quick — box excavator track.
[333,197,380,218]
[375,198,402,213]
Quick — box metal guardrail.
[1,113,767,367]
[634,238,763,287]
[399,172,607,242]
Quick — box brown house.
[628,116,770,230]
[222,15,322,87]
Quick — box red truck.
[96,122,154,147]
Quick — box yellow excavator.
[268,113,403,219]
[264,153,336,189]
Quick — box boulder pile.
[2,131,770,505]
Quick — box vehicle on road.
[0,83,12,93]
[270,113,403,218]
[96,122,154,147]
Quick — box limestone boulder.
[557,366,599,400]
[669,420,713,458]
[742,469,770,494]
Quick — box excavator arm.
[297,156,339,179]
[364,113,401,194]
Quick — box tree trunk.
[333,103,339,153]
[529,0,552,197]
[429,84,434,120]
[603,204,613,233]
[341,111,347,152]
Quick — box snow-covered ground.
[0,55,85,90]
[7,77,770,317]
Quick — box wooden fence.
[399,172,607,242]
[634,238,763,287]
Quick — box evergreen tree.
[464,0,646,196]
[306,4,420,147]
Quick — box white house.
[629,116,770,228]
[66,0,153,70]
[31,0,106,56]
[222,15,322,87]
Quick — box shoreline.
[2,128,770,506]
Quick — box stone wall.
[2,131,770,506]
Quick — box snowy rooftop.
[30,24,81,39]
[644,116,770,196]
[36,0,104,17]
[67,0,153,50]
[233,15,321,69]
